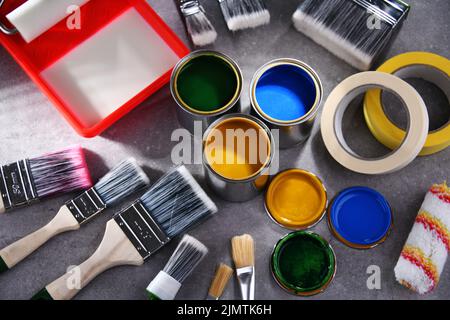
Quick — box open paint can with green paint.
[250,58,323,149]
[171,50,243,134]
[271,231,336,296]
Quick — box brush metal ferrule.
[66,188,106,224]
[352,0,410,26]
[0,159,38,211]
[114,201,170,260]
[178,0,202,17]
[236,266,255,300]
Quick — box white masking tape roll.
[7,0,91,43]
[321,71,429,175]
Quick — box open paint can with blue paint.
[250,59,323,149]
[327,187,393,249]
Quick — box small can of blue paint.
[250,58,323,149]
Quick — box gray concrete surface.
[0,0,448,300]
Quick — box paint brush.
[176,0,217,47]
[0,145,92,214]
[231,234,255,300]
[0,158,149,273]
[218,0,270,32]
[291,0,410,70]
[32,165,217,300]
[206,263,233,300]
[147,234,208,300]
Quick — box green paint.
[176,55,238,112]
[272,232,335,295]
[31,288,54,300]
[0,256,8,274]
[147,291,161,300]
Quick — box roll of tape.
[364,52,450,156]
[321,71,429,175]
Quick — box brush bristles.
[29,145,92,198]
[220,0,270,31]
[208,263,233,298]
[163,235,208,283]
[183,4,217,46]
[292,0,393,70]
[140,165,217,238]
[231,234,255,269]
[94,158,149,206]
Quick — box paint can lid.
[265,169,327,229]
[271,231,336,296]
[327,186,392,249]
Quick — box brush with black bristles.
[146,234,208,300]
[218,0,270,32]
[0,158,149,274]
[206,263,233,300]
[292,0,410,70]
[0,145,92,214]
[231,234,255,300]
[32,165,217,300]
[176,0,217,47]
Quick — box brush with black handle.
[32,165,218,300]
[0,158,149,273]
[147,234,208,300]
[0,145,92,214]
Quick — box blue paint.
[329,187,392,246]
[255,64,316,122]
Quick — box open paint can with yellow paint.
[203,114,274,202]
[265,169,327,229]
[250,58,323,149]
[271,231,336,296]
[171,50,243,134]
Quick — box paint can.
[265,169,327,230]
[250,58,323,149]
[202,114,274,202]
[271,231,336,296]
[171,50,243,135]
[327,187,393,249]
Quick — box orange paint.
[204,117,271,180]
[266,169,327,229]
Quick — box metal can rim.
[171,50,243,116]
[250,58,323,126]
[202,113,274,183]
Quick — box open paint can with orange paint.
[202,114,274,202]
[265,169,327,229]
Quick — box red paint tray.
[0,0,189,137]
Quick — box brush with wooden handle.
[0,158,149,273]
[206,263,233,300]
[231,234,255,300]
[32,165,218,300]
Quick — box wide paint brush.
[147,234,208,300]
[231,234,255,300]
[218,0,270,31]
[0,145,92,214]
[32,165,217,300]
[206,263,233,300]
[0,158,149,273]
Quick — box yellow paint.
[204,117,271,180]
[266,169,327,229]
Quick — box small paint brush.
[0,158,149,273]
[231,234,255,300]
[206,263,233,300]
[0,145,92,214]
[176,0,217,47]
[218,0,270,32]
[147,234,208,300]
[32,165,217,300]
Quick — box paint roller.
[3,0,90,43]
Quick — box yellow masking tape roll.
[321,72,428,175]
[364,52,450,156]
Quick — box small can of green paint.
[171,50,243,134]
[271,231,336,296]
